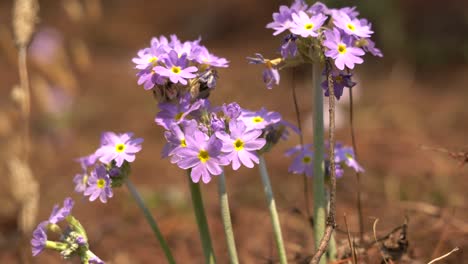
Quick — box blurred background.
[0,0,467,263]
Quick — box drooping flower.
[321,69,356,99]
[83,165,113,203]
[240,107,282,130]
[290,11,327,38]
[222,102,242,120]
[247,53,281,89]
[175,129,228,183]
[31,224,47,256]
[335,145,364,173]
[285,144,314,177]
[216,120,266,170]
[280,34,298,59]
[323,28,365,70]
[48,197,74,224]
[333,11,373,38]
[94,132,143,167]
[154,50,198,85]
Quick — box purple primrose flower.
[48,197,74,224]
[154,50,198,85]
[290,11,326,38]
[95,132,143,167]
[216,120,266,170]
[84,165,113,203]
[31,224,47,256]
[333,11,373,38]
[324,28,365,70]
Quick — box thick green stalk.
[217,172,239,264]
[187,171,216,264]
[125,179,176,264]
[312,63,326,264]
[258,156,288,264]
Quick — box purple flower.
[307,2,329,15]
[155,93,203,130]
[175,129,228,183]
[324,28,365,70]
[240,108,282,130]
[335,145,364,173]
[84,165,113,203]
[154,50,197,85]
[362,38,383,57]
[48,197,74,224]
[31,224,47,256]
[222,102,242,120]
[136,67,166,90]
[285,144,314,177]
[333,11,373,38]
[266,5,296,36]
[247,53,281,89]
[290,11,327,38]
[194,46,229,68]
[280,34,298,59]
[321,69,356,99]
[95,132,143,167]
[162,121,197,163]
[216,120,266,170]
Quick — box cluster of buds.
[31,198,104,263]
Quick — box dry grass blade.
[344,214,357,264]
[427,247,459,264]
[373,218,389,264]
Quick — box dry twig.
[427,247,459,264]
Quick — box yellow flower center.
[304,23,314,30]
[82,174,88,185]
[175,112,184,121]
[337,44,347,54]
[180,138,186,147]
[302,156,312,164]
[198,150,210,163]
[347,23,356,31]
[148,56,158,64]
[252,116,264,123]
[233,139,244,151]
[115,143,126,153]
[171,66,181,74]
[97,179,106,189]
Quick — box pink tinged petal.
[335,56,346,70]
[206,160,222,176]
[123,153,136,163]
[178,157,200,169]
[89,190,100,202]
[125,145,141,153]
[191,165,204,183]
[244,138,266,151]
[201,172,212,184]
[238,150,254,168]
[242,129,263,141]
[231,154,241,170]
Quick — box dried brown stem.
[427,247,459,264]
[372,219,389,264]
[309,63,336,264]
[344,214,357,264]
[348,87,364,241]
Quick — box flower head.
[175,129,228,183]
[290,11,327,38]
[321,69,356,99]
[216,120,266,170]
[48,197,74,224]
[155,93,203,129]
[285,144,314,177]
[95,132,143,167]
[240,108,282,130]
[31,224,47,256]
[84,165,113,203]
[324,28,365,70]
[154,50,198,85]
[333,11,373,38]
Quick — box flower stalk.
[187,171,216,264]
[125,179,176,264]
[258,155,288,264]
[217,172,239,264]
[312,63,326,264]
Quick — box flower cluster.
[73,132,143,203]
[133,35,294,183]
[159,98,290,183]
[133,35,228,97]
[250,0,382,97]
[31,198,104,263]
[285,142,364,178]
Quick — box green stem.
[312,63,327,264]
[258,156,288,264]
[125,179,176,264]
[187,171,216,264]
[217,172,239,264]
